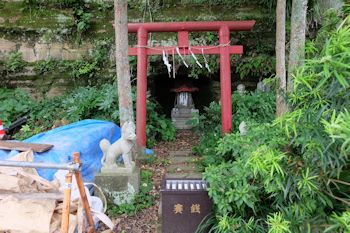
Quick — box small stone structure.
[171,86,199,130]
[94,121,140,204]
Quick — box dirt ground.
[101,130,199,233]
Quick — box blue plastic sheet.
[0,119,121,182]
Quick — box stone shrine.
[171,86,199,129]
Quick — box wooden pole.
[115,0,134,126]
[60,173,73,233]
[276,0,288,116]
[73,152,96,233]
[219,25,232,134]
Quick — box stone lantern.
[171,86,199,129]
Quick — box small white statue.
[239,121,247,136]
[100,121,136,173]
[237,84,246,95]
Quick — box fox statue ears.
[121,121,136,139]
[121,121,135,131]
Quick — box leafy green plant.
[192,91,275,166]
[68,60,99,79]
[325,211,350,233]
[236,54,276,79]
[193,91,275,135]
[267,213,291,233]
[75,9,92,33]
[5,52,25,73]
[34,59,57,74]
[97,1,113,12]
[1,83,175,146]
[72,6,93,42]
[200,11,350,233]
[0,88,32,126]
[14,124,43,140]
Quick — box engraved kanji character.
[174,204,183,214]
[190,204,201,214]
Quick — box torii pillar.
[128,21,255,147]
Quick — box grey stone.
[169,156,198,164]
[165,172,203,179]
[94,167,140,203]
[167,164,199,173]
[169,150,193,157]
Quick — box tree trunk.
[287,0,308,92]
[276,0,288,116]
[115,0,134,126]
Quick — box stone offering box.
[161,179,212,233]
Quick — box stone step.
[167,163,200,173]
[165,172,203,179]
[169,155,199,164]
[169,150,193,157]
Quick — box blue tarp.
[0,119,121,182]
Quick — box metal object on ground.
[6,116,28,135]
[161,178,212,233]
[0,160,79,171]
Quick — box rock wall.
[0,38,91,62]
[0,0,276,97]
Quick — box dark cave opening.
[149,66,215,118]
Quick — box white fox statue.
[100,121,136,172]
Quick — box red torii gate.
[128,21,255,147]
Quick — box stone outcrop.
[0,38,91,62]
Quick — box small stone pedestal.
[94,167,140,204]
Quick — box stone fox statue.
[100,121,136,171]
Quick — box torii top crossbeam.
[127,21,255,147]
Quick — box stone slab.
[169,156,199,164]
[165,172,203,179]
[169,150,193,157]
[94,167,140,203]
[172,118,194,130]
[167,164,199,173]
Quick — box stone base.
[94,167,140,204]
[171,108,199,129]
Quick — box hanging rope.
[134,41,231,52]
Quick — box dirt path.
[109,130,199,233]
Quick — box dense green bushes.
[0,84,175,147]
[197,9,350,233]
[192,91,276,166]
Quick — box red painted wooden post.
[219,26,232,134]
[136,27,148,147]
[178,31,189,48]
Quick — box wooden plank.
[0,141,53,153]
[0,192,63,200]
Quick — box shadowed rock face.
[0,38,91,62]
[0,1,276,97]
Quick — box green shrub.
[0,88,33,126]
[236,54,276,79]
[5,52,25,73]
[34,59,57,74]
[193,91,275,166]
[0,84,175,147]
[199,12,350,233]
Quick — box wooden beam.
[128,45,243,56]
[0,141,53,153]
